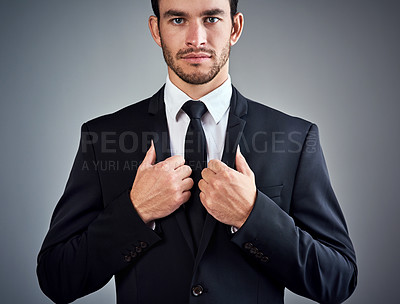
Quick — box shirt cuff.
[231,226,238,234]
[147,221,156,230]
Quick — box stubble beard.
[160,37,231,85]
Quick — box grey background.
[1,0,399,303]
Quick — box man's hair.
[151,0,239,21]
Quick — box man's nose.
[186,21,207,48]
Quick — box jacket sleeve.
[231,124,357,304]
[37,123,162,304]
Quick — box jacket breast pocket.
[258,184,284,204]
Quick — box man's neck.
[167,66,229,100]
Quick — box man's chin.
[168,61,220,85]
[177,72,216,85]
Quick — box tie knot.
[182,100,207,120]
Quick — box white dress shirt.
[149,75,234,232]
[164,75,232,162]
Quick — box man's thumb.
[143,140,156,165]
[235,146,252,177]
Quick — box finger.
[163,155,185,169]
[201,168,215,183]
[142,140,156,166]
[156,155,185,171]
[207,159,228,174]
[181,190,192,204]
[198,179,205,192]
[199,192,208,209]
[175,165,192,179]
[198,178,209,193]
[235,145,253,177]
[182,177,194,191]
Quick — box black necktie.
[182,100,208,248]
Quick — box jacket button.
[140,241,148,248]
[192,285,204,296]
[261,256,269,263]
[135,246,142,253]
[244,242,253,250]
[250,247,258,255]
[130,251,137,258]
[124,255,132,262]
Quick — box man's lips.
[181,53,212,63]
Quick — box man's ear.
[230,12,244,46]
[149,15,162,47]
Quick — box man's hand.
[198,147,257,228]
[130,142,193,224]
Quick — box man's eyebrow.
[163,10,189,18]
[201,9,226,16]
[163,8,226,19]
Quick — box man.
[37,0,357,303]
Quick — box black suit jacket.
[37,86,357,304]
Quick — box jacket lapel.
[148,86,171,162]
[148,85,249,262]
[148,87,196,257]
[193,86,248,269]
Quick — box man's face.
[155,0,234,85]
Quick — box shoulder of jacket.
[245,98,314,132]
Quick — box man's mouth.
[181,53,212,64]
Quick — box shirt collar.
[164,75,232,124]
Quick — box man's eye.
[172,18,184,24]
[206,17,219,23]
